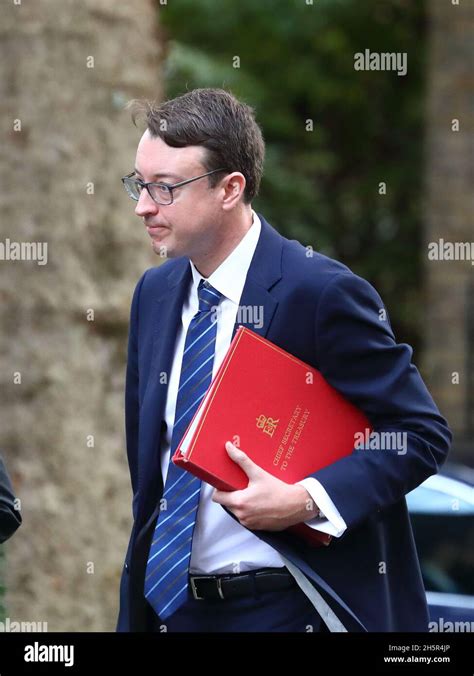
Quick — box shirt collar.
[189,211,261,305]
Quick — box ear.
[221,172,247,210]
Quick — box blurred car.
[406,463,474,629]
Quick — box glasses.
[121,168,226,206]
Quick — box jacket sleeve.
[0,454,22,544]
[308,272,452,531]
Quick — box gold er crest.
[256,414,279,437]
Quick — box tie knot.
[197,279,222,313]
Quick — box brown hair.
[127,88,265,204]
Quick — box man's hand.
[211,441,320,531]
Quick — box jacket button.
[125,562,129,572]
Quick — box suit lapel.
[231,214,283,341]
[136,259,191,523]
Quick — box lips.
[147,225,169,236]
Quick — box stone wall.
[423,0,473,463]
[0,0,162,631]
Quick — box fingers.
[225,441,260,479]
[212,487,243,510]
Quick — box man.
[0,454,21,544]
[117,88,451,632]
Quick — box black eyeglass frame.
[121,168,227,205]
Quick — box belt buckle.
[216,577,225,600]
[190,575,214,601]
[190,575,226,600]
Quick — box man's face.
[133,130,224,260]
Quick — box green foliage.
[160,0,426,348]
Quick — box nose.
[134,188,159,218]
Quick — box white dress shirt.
[161,211,346,575]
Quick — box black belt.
[189,567,296,601]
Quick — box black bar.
[0,632,472,674]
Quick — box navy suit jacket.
[117,215,451,632]
[0,454,21,544]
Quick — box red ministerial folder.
[173,326,371,547]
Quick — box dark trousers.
[149,582,327,633]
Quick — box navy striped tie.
[144,279,223,621]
